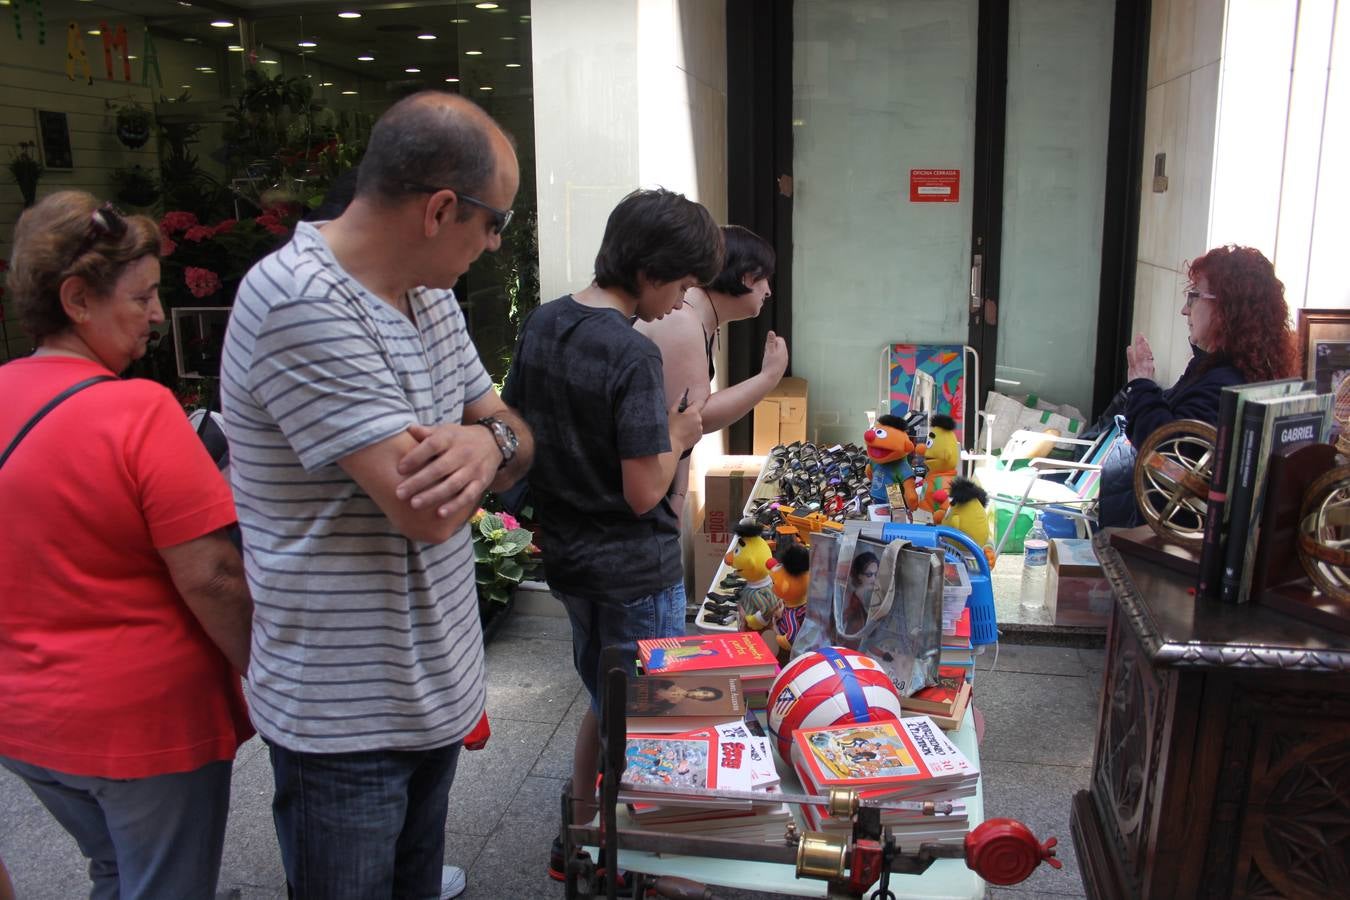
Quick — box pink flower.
[212,218,237,236]
[159,211,199,234]
[159,234,177,257]
[185,266,222,299]
[499,512,520,531]
[183,225,214,242]
[262,221,290,237]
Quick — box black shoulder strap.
[0,375,117,471]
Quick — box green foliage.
[472,511,540,607]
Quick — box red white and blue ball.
[766,647,903,759]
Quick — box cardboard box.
[692,531,733,599]
[1046,539,1113,627]
[752,377,808,455]
[701,455,764,533]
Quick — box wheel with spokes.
[1132,419,1218,550]
[1297,465,1350,602]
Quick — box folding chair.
[877,343,982,451]
[973,423,1127,557]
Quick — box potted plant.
[111,164,159,208]
[115,103,152,149]
[8,141,43,208]
[470,508,541,639]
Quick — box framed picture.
[1297,308,1350,396]
[35,109,73,170]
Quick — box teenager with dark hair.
[501,187,722,882]
[636,224,787,514]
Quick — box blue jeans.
[555,581,686,712]
[1,756,231,900]
[267,740,461,900]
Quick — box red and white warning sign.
[909,168,960,203]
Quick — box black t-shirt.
[502,296,681,603]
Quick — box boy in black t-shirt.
[502,189,722,876]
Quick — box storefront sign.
[909,169,960,203]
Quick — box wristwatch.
[476,416,518,470]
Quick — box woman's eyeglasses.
[403,183,513,235]
[1182,288,1216,310]
[70,202,128,264]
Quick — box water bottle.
[1019,512,1050,612]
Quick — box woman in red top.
[0,192,254,899]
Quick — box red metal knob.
[964,818,1061,885]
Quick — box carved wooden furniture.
[1071,537,1350,899]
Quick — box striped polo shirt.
[219,221,492,753]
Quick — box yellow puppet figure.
[941,476,997,568]
[917,413,961,524]
[725,518,781,637]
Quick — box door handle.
[969,253,983,315]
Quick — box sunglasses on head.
[70,202,128,264]
[403,183,513,235]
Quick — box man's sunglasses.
[404,183,513,235]
[70,202,128,263]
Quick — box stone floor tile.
[977,672,1098,767]
[482,636,585,724]
[492,611,575,643]
[976,642,1089,677]
[446,717,555,837]
[531,686,591,780]
[465,775,568,900]
[982,758,1090,898]
[219,750,285,894]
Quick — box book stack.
[900,665,972,731]
[620,718,791,842]
[1196,380,1333,604]
[790,717,979,849]
[939,608,975,675]
[639,632,780,706]
[941,558,973,632]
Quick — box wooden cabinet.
[1071,541,1350,899]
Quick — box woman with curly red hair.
[1096,245,1298,527]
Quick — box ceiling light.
[210,19,233,28]
[475,2,499,8]
[195,66,213,72]
[227,45,243,52]
[298,41,317,48]
[183,37,199,43]
[180,84,192,88]
[177,1,192,6]
[501,36,516,41]
[505,62,521,68]
[341,90,358,95]
[451,18,468,24]
[418,34,437,40]
[337,11,361,19]
[357,55,374,61]
[127,54,137,59]
[319,82,334,87]
[405,67,421,73]
[444,76,460,82]
[87,29,100,35]
[465,50,483,56]
[479,85,493,91]
[259,58,278,64]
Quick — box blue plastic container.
[881,523,998,647]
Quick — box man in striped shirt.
[220,92,533,900]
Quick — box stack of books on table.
[790,717,979,850]
[638,631,780,706]
[619,718,791,842]
[939,607,975,676]
[899,665,972,731]
[941,557,973,632]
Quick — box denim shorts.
[555,581,686,712]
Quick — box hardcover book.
[901,666,969,715]
[1197,379,1303,599]
[625,673,746,733]
[638,631,778,677]
[791,716,977,798]
[1221,391,1332,604]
